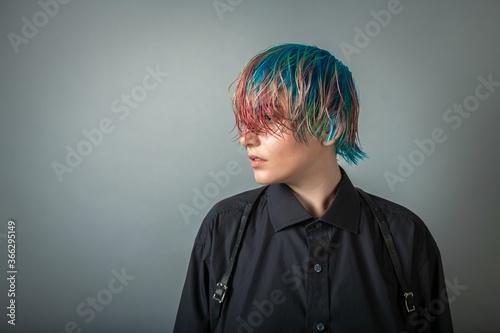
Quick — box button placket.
[305,221,332,332]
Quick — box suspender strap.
[211,186,268,330]
[356,188,416,313]
[210,185,414,332]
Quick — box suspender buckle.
[404,292,416,312]
[212,282,228,304]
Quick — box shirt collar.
[266,167,360,234]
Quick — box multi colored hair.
[231,43,367,165]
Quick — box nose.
[239,129,259,147]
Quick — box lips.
[248,155,267,168]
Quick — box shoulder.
[195,186,266,245]
[360,190,438,250]
[204,186,266,221]
[367,192,422,222]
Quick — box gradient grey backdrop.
[1,0,499,332]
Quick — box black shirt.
[174,169,453,332]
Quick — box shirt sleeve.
[173,220,212,333]
[410,240,454,332]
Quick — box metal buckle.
[212,282,228,303]
[404,292,416,312]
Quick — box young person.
[173,43,453,332]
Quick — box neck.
[288,162,342,218]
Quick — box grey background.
[0,0,498,332]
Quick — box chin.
[253,173,271,185]
[253,173,282,185]
[254,177,271,185]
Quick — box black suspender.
[356,188,416,313]
[211,186,415,330]
[211,185,268,331]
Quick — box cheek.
[263,133,306,162]
[270,139,296,160]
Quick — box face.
[239,120,335,187]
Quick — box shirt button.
[315,222,322,229]
[313,264,323,273]
[316,322,326,331]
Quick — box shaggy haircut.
[231,43,367,164]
